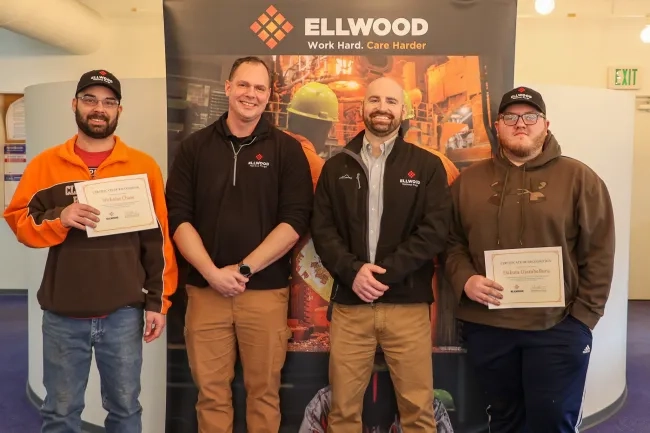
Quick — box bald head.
[362,77,405,138]
[366,77,404,104]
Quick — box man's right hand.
[60,203,101,230]
[464,275,504,306]
[352,264,389,303]
[204,266,248,297]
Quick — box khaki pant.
[328,303,436,433]
[184,285,292,433]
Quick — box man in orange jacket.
[3,69,178,433]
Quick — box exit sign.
[607,67,641,90]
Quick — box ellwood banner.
[162,1,517,432]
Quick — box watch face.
[240,265,251,276]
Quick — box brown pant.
[328,303,436,433]
[184,285,292,433]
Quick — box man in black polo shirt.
[166,56,313,433]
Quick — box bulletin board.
[0,93,26,212]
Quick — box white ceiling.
[517,0,650,19]
[77,0,162,17]
[76,0,650,19]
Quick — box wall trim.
[0,289,27,295]
[27,382,105,433]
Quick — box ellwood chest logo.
[248,153,270,168]
[399,170,420,187]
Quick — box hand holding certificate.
[74,174,159,238]
[484,246,565,309]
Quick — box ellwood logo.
[250,5,294,49]
[91,75,114,84]
[400,170,420,187]
[248,154,270,168]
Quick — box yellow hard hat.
[288,82,339,122]
[403,89,415,120]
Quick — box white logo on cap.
[511,94,532,100]
[90,76,114,84]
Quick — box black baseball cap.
[75,69,122,100]
[498,86,546,115]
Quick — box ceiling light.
[641,25,650,44]
[535,0,555,15]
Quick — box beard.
[75,109,118,139]
[363,110,401,137]
[499,129,546,158]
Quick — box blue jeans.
[41,307,144,433]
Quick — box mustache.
[370,111,394,119]
[87,114,109,122]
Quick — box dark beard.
[75,109,118,139]
[363,112,401,137]
[500,132,545,158]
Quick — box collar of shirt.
[362,132,398,158]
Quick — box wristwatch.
[238,262,253,278]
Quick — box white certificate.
[484,246,565,309]
[74,174,159,238]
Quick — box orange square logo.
[250,5,293,49]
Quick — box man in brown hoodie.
[446,86,615,433]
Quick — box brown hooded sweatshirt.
[445,131,615,330]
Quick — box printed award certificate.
[484,246,565,310]
[74,174,159,238]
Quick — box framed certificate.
[74,174,159,238]
[484,246,565,309]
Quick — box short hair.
[228,56,272,87]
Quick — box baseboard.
[0,289,27,295]
[581,384,628,430]
[27,382,106,433]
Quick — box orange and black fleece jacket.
[3,135,178,317]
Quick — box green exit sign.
[607,67,641,90]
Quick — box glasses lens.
[503,115,517,126]
[522,114,539,125]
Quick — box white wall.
[515,17,650,94]
[25,78,169,432]
[0,13,166,290]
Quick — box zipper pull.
[356,172,361,189]
[233,154,237,186]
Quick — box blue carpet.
[1,295,649,432]
[0,294,41,433]
[585,301,650,432]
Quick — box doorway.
[628,95,650,299]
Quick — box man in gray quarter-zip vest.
[165,56,313,433]
[311,76,452,433]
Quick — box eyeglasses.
[500,113,545,126]
[77,95,119,108]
